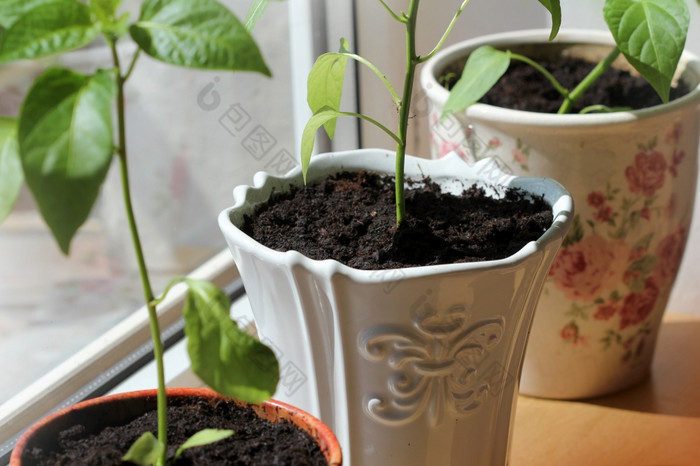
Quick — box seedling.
[300,0,558,225]
[443,0,696,116]
[0,0,280,464]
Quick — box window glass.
[0,0,296,405]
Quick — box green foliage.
[130,0,270,74]
[301,107,343,180]
[0,0,280,463]
[307,38,350,140]
[0,118,22,223]
[301,0,558,224]
[537,0,562,39]
[122,432,164,466]
[604,0,689,102]
[244,0,283,31]
[122,429,234,465]
[446,0,693,115]
[0,0,99,64]
[0,0,57,29]
[175,429,235,459]
[182,278,279,404]
[18,68,115,254]
[441,46,510,118]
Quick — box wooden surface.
[510,313,700,466]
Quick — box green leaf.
[122,432,164,466]
[183,279,279,403]
[442,46,510,118]
[90,0,122,22]
[604,0,690,102]
[244,0,283,32]
[18,68,115,254]
[0,118,23,224]
[306,38,350,139]
[0,0,56,29]
[537,0,561,40]
[175,429,234,459]
[0,0,99,64]
[129,0,270,74]
[300,107,343,182]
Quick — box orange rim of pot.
[10,387,342,465]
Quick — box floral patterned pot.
[219,149,573,465]
[420,29,700,399]
[10,388,342,465]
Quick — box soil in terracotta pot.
[24,397,327,465]
[242,170,553,270]
[440,56,691,113]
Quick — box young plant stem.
[511,52,571,99]
[110,40,168,466]
[558,47,622,114]
[395,0,421,225]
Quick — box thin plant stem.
[110,39,168,466]
[421,0,471,62]
[337,111,401,144]
[378,0,406,23]
[123,48,142,82]
[511,52,570,98]
[558,47,621,114]
[395,0,420,225]
[342,52,400,105]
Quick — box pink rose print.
[594,301,619,321]
[653,226,688,287]
[549,233,629,301]
[439,141,467,160]
[587,191,606,208]
[560,322,588,345]
[488,138,501,148]
[593,205,613,223]
[619,278,659,330]
[512,148,528,166]
[625,150,667,196]
[640,206,650,220]
[561,323,578,341]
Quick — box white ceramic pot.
[420,29,700,399]
[219,149,573,465]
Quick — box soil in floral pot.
[440,56,691,113]
[242,170,553,270]
[24,396,327,465]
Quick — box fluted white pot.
[219,149,573,465]
[420,29,700,400]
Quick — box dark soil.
[25,397,327,465]
[440,56,690,113]
[242,170,553,270]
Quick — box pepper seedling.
[299,0,559,225]
[443,0,695,116]
[0,0,280,464]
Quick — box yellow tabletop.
[511,313,700,466]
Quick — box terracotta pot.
[219,149,573,465]
[420,29,700,399]
[10,388,341,465]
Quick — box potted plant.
[1,0,341,464]
[219,1,573,465]
[420,0,700,400]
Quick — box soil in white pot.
[440,56,692,113]
[242,170,553,270]
[24,397,328,465]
